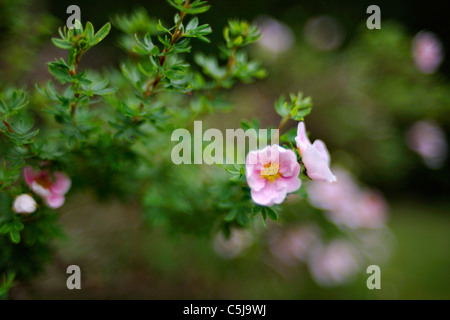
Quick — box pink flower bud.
[295,122,336,183]
[13,194,37,214]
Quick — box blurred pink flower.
[296,122,336,183]
[12,194,37,214]
[246,145,301,206]
[308,168,357,211]
[256,16,294,55]
[268,225,320,266]
[412,31,444,74]
[24,166,71,209]
[308,240,360,286]
[406,120,448,169]
[308,168,388,229]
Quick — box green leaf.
[224,208,238,222]
[74,19,83,35]
[90,22,111,46]
[0,99,8,114]
[237,212,250,226]
[156,20,170,33]
[48,61,71,83]
[186,17,199,32]
[0,223,11,234]
[274,96,289,117]
[264,207,279,221]
[85,21,95,39]
[51,38,72,50]
[13,220,24,231]
[9,229,20,244]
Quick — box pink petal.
[259,145,280,165]
[50,172,71,195]
[23,166,37,186]
[295,122,311,154]
[246,170,267,192]
[251,182,287,206]
[312,140,331,165]
[278,164,301,192]
[302,146,337,182]
[45,194,65,209]
[279,148,298,177]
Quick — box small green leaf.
[9,229,20,244]
[224,208,238,222]
[90,22,111,46]
[85,22,95,39]
[237,212,250,226]
[0,99,8,114]
[51,38,72,50]
[13,220,24,231]
[264,207,279,221]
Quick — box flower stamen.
[260,162,281,182]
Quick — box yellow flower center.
[260,162,281,182]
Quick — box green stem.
[136,0,191,119]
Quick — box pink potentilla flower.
[24,166,71,209]
[12,194,37,214]
[329,193,387,230]
[256,16,294,55]
[308,168,388,229]
[246,145,301,206]
[295,122,336,183]
[354,190,388,229]
[268,225,320,266]
[308,240,360,286]
[406,120,448,169]
[307,168,357,211]
[412,31,444,74]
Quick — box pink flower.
[308,168,388,229]
[268,225,320,266]
[295,122,336,183]
[308,240,360,286]
[406,120,448,169]
[412,31,443,74]
[256,16,294,55]
[246,145,301,206]
[24,166,71,209]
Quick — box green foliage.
[0,0,339,295]
[0,273,16,300]
[274,92,313,121]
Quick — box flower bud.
[13,194,37,214]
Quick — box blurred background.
[1,0,449,299]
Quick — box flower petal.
[45,194,65,209]
[23,166,37,186]
[50,172,71,195]
[312,139,331,165]
[251,182,287,206]
[278,164,301,192]
[295,122,311,154]
[302,146,337,183]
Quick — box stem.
[206,46,237,101]
[69,52,83,125]
[272,115,291,143]
[136,0,190,119]
[2,120,14,133]
[278,114,291,132]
